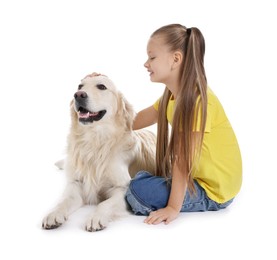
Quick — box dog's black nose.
[74,91,88,100]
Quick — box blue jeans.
[125,171,233,215]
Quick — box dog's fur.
[42,76,156,231]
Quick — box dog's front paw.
[42,211,67,230]
[85,214,109,232]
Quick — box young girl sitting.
[125,24,242,225]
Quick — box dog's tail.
[54,159,65,170]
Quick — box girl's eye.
[150,57,155,60]
[96,84,107,90]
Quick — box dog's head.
[71,75,135,130]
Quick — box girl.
[125,24,242,225]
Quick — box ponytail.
[153,24,208,194]
[172,27,207,193]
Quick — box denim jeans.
[125,171,233,215]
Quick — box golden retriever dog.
[42,76,156,231]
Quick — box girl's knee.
[125,186,151,215]
[126,172,171,212]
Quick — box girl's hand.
[144,206,179,225]
[84,72,106,79]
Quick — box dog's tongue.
[79,112,99,119]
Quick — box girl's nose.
[144,60,149,68]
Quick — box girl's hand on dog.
[84,72,106,79]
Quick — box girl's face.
[144,36,175,84]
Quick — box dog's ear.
[117,92,135,130]
[70,99,78,124]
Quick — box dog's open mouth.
[77,107,106,124]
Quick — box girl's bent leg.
[125,171,170,215]
[125,171,234,215]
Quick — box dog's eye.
[96,84,107,90]
[78,84,84,90]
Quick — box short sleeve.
[153,97,161,111]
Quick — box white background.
[0,0,276,259]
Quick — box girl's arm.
[167,162,187,212]
[133,105,158,130]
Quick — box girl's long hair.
[153,24,208,193]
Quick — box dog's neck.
[74,122,129,140]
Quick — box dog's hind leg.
[42,182,83,229]
[85,187,129,232]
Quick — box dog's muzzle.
[74,91,106,124]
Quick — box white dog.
[42,76,156,231]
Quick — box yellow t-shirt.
[153,88,242,203]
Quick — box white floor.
[1,111,275,260]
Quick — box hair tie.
[187,28,191,36]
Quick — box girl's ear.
[172,51,183,69]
